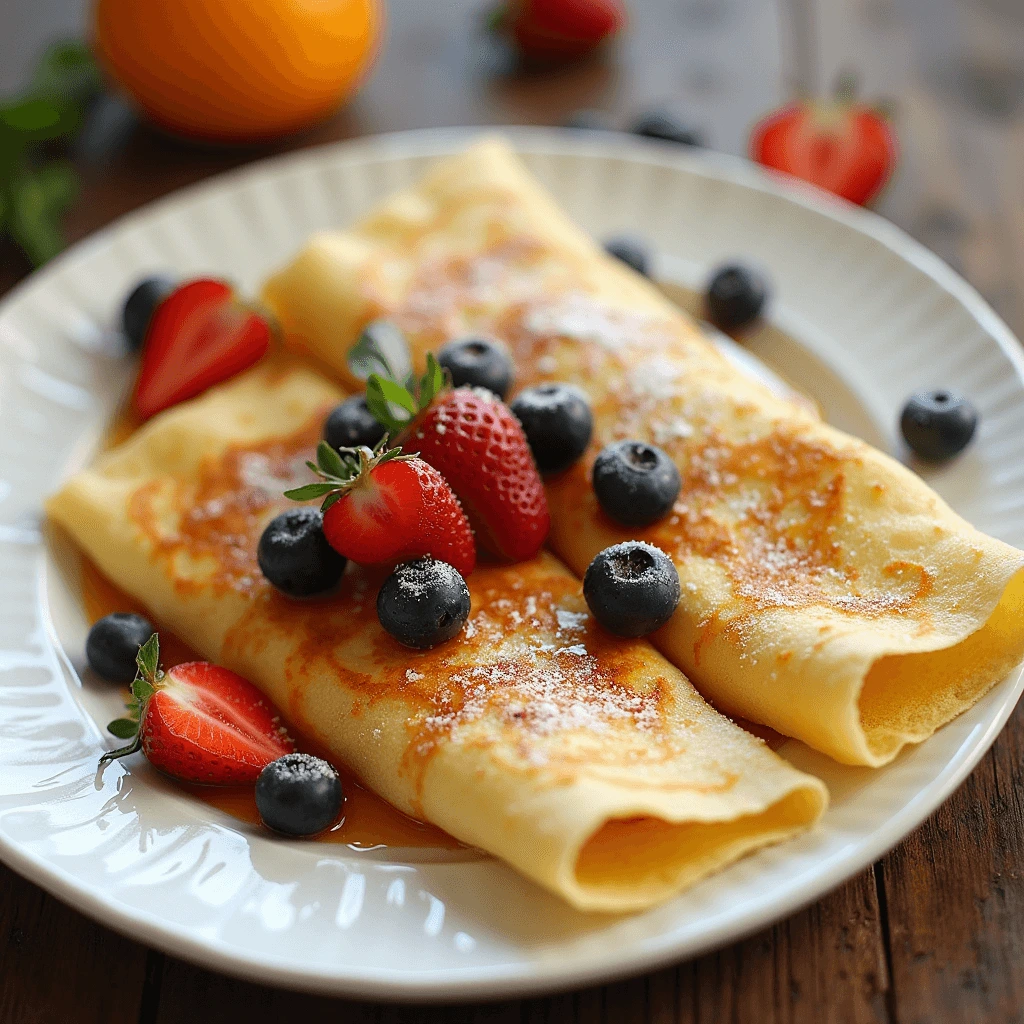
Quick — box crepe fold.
[263,138,1024,767]
[48,359,826,912]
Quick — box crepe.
[263,138,1024,767]
[48,357,826,913]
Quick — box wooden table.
[3,1,1024,1020]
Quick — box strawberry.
[491,0,625,63]
[362,352,550,562]
[133,278,271,420]
[101,634,294,785]
[750,75,897,207]
[285,440,477,577]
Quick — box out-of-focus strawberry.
[491,0,626,63]
[750,76,897,206]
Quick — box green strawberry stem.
[284,438,416,512]
[100,633,162,764]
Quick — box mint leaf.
[347,320,411,383]
[369,375,418,416]
[419,352,445,407]
[107,718,139,739]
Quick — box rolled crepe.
[263,138,1024,766]
[48,357,826,912]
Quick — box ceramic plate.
[2,128,1023,1001]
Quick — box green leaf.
[346,320,411,382]
[0,97,64,136]
[321,492,342,513]
[364,379,411,436]
[136,634,160,681]
[131,679,155,702]
[9,177,67,267]
[284,481,340,502]
[418,352,445,408]
[107,718,140,739]
[31,41,101,108]
[370,375,418,415]
[316,440,349,479]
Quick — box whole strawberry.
[285,439,477,577]
[363,352,550,563]
[101,634,294,785]
[491,0,625,63]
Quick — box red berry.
[133,278,271,419]
[321,456,477,577]
[410,388,550,562]
[750,87,897,206]
[102,637,295,786]
[496,0,625,62]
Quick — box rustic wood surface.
[2,0,1024,1020]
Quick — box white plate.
[2,128,1023,1002]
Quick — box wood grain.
[2,0,1024,1020]
[0,863,149,1024]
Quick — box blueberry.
[705,263,769,332]
[584,542,681,637]
[564,109,613,131]
[86,613,154,683]
[122,276,175,351]
[510,383,593,474]
[258,508,346,597]
[604,236,650,277]
[377,558,470,649]
[324,395,387,451]
[437,338,514,399]
[592,440,681,526]
[630,110,703,147]
[900,390,978,461]
[255,753,343,837]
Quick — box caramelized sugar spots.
[128,410,328,597]
[355,242,932,625]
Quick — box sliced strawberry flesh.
[133,278,271,420]
[141,662,293,785]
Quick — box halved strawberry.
[363,352,550,562]
[101,635,294,785]
[285,440,477,577]
[133,278,271,420]
[750,76,897,207]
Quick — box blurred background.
[2,0,1023,339]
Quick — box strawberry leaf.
[321,492,342,513]
[284,481,341,502]
[137,634,159,682]
[316,440,350,479]
[107,718,140,739]
[131,679,155,702]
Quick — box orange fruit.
[93,0,382,142]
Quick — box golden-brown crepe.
[263,138,1024,767]
[48,358,826,912]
